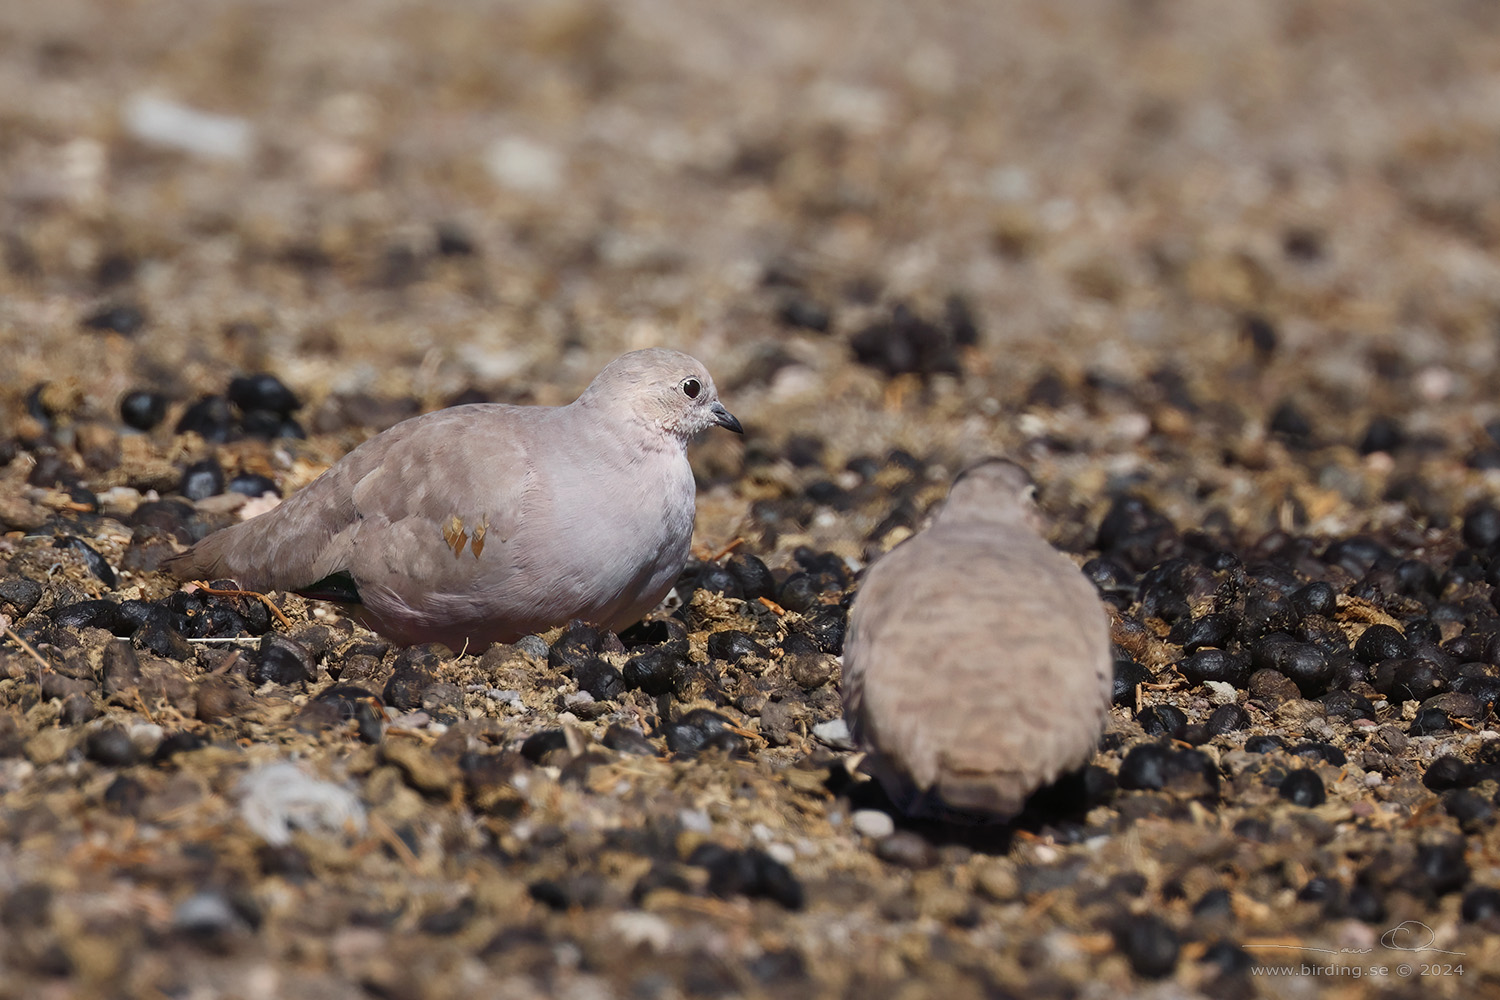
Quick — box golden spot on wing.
[443,514,468,558]
[471,514,488,558]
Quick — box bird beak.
[711,402,743,434]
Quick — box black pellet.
[706,630,768,664]
[520,730,569,764]
[695,564,743,600]
[228,473,279,498]
[82,304,145,335]
[1320,690,1376,721]
[174,395,234,443]
[663,708,745,757]
[120,390,167,431]
[1463,504,1500,549]
[622,648,682,696]
[1113,914,1179,979]
[777,573,821,613]
[1113,657,1153,706]
[180,458,225,501]
[1443,791,1493,833]
[574,656,625,701]
[726,553,777,601]
[1379,659,1445,702]
[1298,876,1340,903]
[792,606,846,654]
[1423,755,1476,791]
[548,621,603,673]
[1358,416,1404,455]
[49,599,130,635]
[1290,581,1336,620]
[1289,742,1345,766]
[1205,704,1248,735]
[1409,707,1451,735]
[1136,705,1187,738]
[228,373,301,417]
[1460,887,1500,923]
[251,635,315,686]
[1278,770,1325,807]
[1341,881,1385,923]
[602,725,657,756]
[1170,613,1234,653]
[85,726,138,767]
[1415,837,1470,896]
[1355,624,1410,664]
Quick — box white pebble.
[678,808,713,834]
[608,912,672,952]
[124,94,253,161]
[1364,772,1383,788]
[484,136,563,193]
[1204,681,1238,706]
[851,809,895,839]
[238,761,366,847]
[766,843,797,866]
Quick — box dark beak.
[711,402,743,434]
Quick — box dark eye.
[681,377,701,399]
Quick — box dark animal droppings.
[1136,705,1187,738]
[1205,704,1249,735]
[84,726,138,767]
[82,304,146,335]
[228,473,279,498]
[520,730,569,764]
[1414,837,1470,896]
[1278,770,1326,807]
[1462,504,1500,550]
[1354,624,1409,664]
[180,458,225,501]
[228,374,301,417]
[1423,756,1475,791]
[1460,887,1500,923]
[175,395,235,443]
[663,709,745,757]
[725,553,777,601]
[1112,657,1153,706]
[120,390,168,431]
[1243,735,1285,754]
[692,845,805,910]
[1114,915,1180,979]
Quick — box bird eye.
[681,377,701,399]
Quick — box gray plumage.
[163,348,742,648]
[841,459,1113,820]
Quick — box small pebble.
[851,809,895,839]
[875,831,936,869]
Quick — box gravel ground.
[4,1,1500,997]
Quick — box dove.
[841,458,1113,820]
[163,348,742,649]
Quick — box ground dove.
[164,348,742,648]
[841,459,1113,820]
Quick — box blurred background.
[4,0,1500,550]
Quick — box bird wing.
[162,404,531,596]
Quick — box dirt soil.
[3,1,1500,997]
